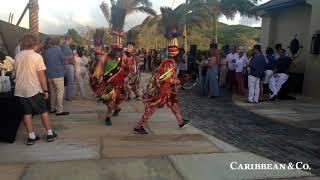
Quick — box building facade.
[254,0,320,98]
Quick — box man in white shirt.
[234,47,247,95]
[14,34,57,145]
[226,47,239,91]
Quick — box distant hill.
[128,17,261,51]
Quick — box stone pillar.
[304,0,320,98]
[29,0,39,39]
[260,14,272,51]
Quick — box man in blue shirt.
[61,35,75,101]
[248,44,266,103]
[44,38,69,116]
[263,47,277,92]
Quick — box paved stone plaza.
[0,73,319,180]
[180,88,320,177]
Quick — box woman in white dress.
[74,47,89,98]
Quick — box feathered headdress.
[159,7,182,39]
[127,30,139,46]
[111,6,126,33]
[159,7,182,57]
[100,0,156,49]
[93,28,106,47]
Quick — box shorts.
[18,93,48,115]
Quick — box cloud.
[0,0,269,34]
[239,17,262,27]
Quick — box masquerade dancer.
[134,7,190,134]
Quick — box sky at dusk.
[0,0,270,35]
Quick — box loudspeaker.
[189,45,197,57]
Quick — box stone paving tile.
[50,120,200,139]
[0,164,26,180]
[179,89,320,175]
[199,131,242,152]
[21,158,182,180]
[0,138,100,163]
[233,96,320,126]
[279,177,320,180]
[169,152,314,180]
[102,134,221,158]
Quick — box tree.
[76,25,95,42]
[159,0,210,50]
[100,0,156,49]
[67,29,83,45]
[204,0,260,44]
[29,0,39,39]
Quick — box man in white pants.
[248,45,266,103]
[269,49,293,101]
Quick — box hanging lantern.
[311,30,320,55]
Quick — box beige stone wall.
[260,2,320,98]
[268,5,312,73]
[260,15,272,51]
[304,0,320,98]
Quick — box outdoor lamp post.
[183,9,192,52]
[183,0,190,52]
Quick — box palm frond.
[224,0,257,18]
[110,0,116,6]
[127,30,139,45]
[111,5,126,32]
[93,28,106,46]
[132,0,152,8]
[159,7,182,38]
[207,0,259,19]
[133,6,156,16]
[100,1,111,24]
[114,0,155,15]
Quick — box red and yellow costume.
[88,29,129,126]
[89,52,127,114]
[124,30,140,99]
[125,52,140,99]
[134,9,190,133]
[135,58,184,129]
[95,0,156,126]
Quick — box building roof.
[252,0,306,13]
[0,20,47,57]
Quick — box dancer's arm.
[93,54,107,80]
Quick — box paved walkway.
[0,73,318,180]
[233,95,320,132]
[180,88,320,177]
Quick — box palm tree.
[141,15,161,49]
[100,0,156,49]
[29,0,39,39]
[159,1,210,51]
[204,0,260,44]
